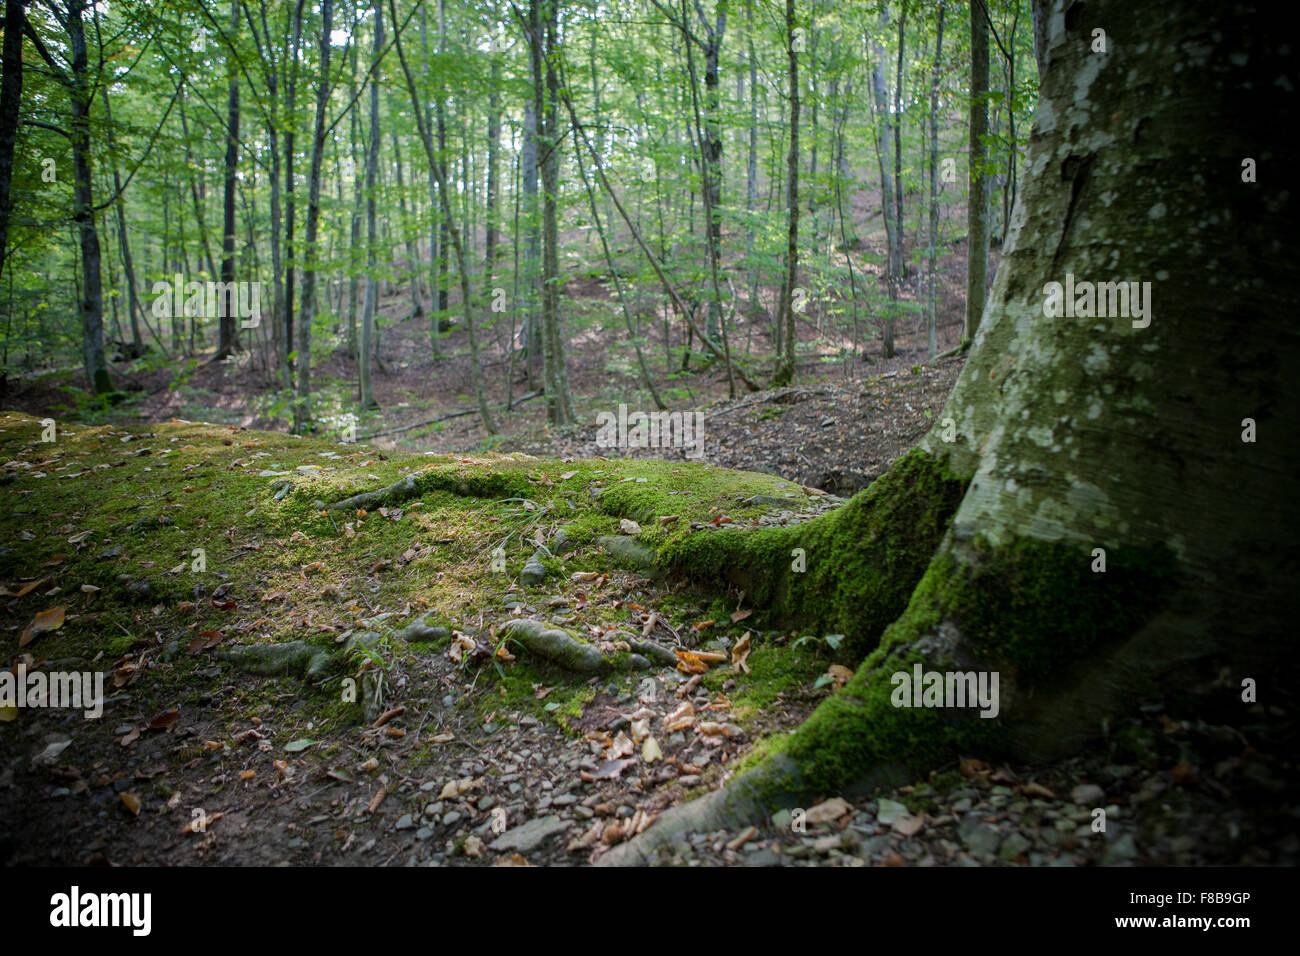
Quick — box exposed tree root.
[327,474,419,512]
[218,640,333,681]
[500,619,654,674]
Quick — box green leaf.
[284,738,316,752]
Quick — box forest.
[0,0,1295,882]
[2,0,1037,433]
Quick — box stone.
[1070,783,1105,805]
[958,817,1002,856]
[520,550,547,587]
[876,798,908,826]
[1104,833,1139,865]
[999,832,1032,860]
[489,815,568,853]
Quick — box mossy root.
[500,619,653,674]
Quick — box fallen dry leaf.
[825,663,854,688]
[731,632,752,674]
[186,631,223,654]
[579,758,635,782]
[19,604,66,648]
[663,700,694,732]
[147,709,180,731]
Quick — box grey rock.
[999,832,1032,860]
[488,815,568,853]
[1104,833,1139,865]
[520,550,547,587]
[958,816,1002,856]
[593,536,659,576]
[876,798,908,826]
[741,495,799,508]
[1070,784,1105,805]
[395,814,414,830]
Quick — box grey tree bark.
[769,0,799,388]
[926,1,946,359]
[965,0,990,342]
[360,0,383,410]
[293,0,334,433]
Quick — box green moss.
[941,536,1180,684]
[659,448,970,660]
[701,637,827,721]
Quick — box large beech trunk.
[601,0,1297,864]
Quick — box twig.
[359,408,475,441]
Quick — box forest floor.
[0,409,1294,868]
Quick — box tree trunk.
[360,0,383,410]
[293,0,333,433]
[869,22,899,358]
[520,88,540,385]
[538,0,575,425]
[893,8,906,279]
[698,0,726,343]
[389,0,495,435]
[99,85,146,357]
[435,0,449,320]
[926,2,946,359]
[346,43,361,361]
[769,0,798,388]
[217,0,241,361]
[66,3,111,394]
[417,4,441,357]
[965,0,990,342]
[744,20,759,328]
[1030,0,1047,81]
[0,0,24,292]
[283,0,306,373]
[600,0,1298,864]
[484,56,501,299]
[390,129,423,318]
